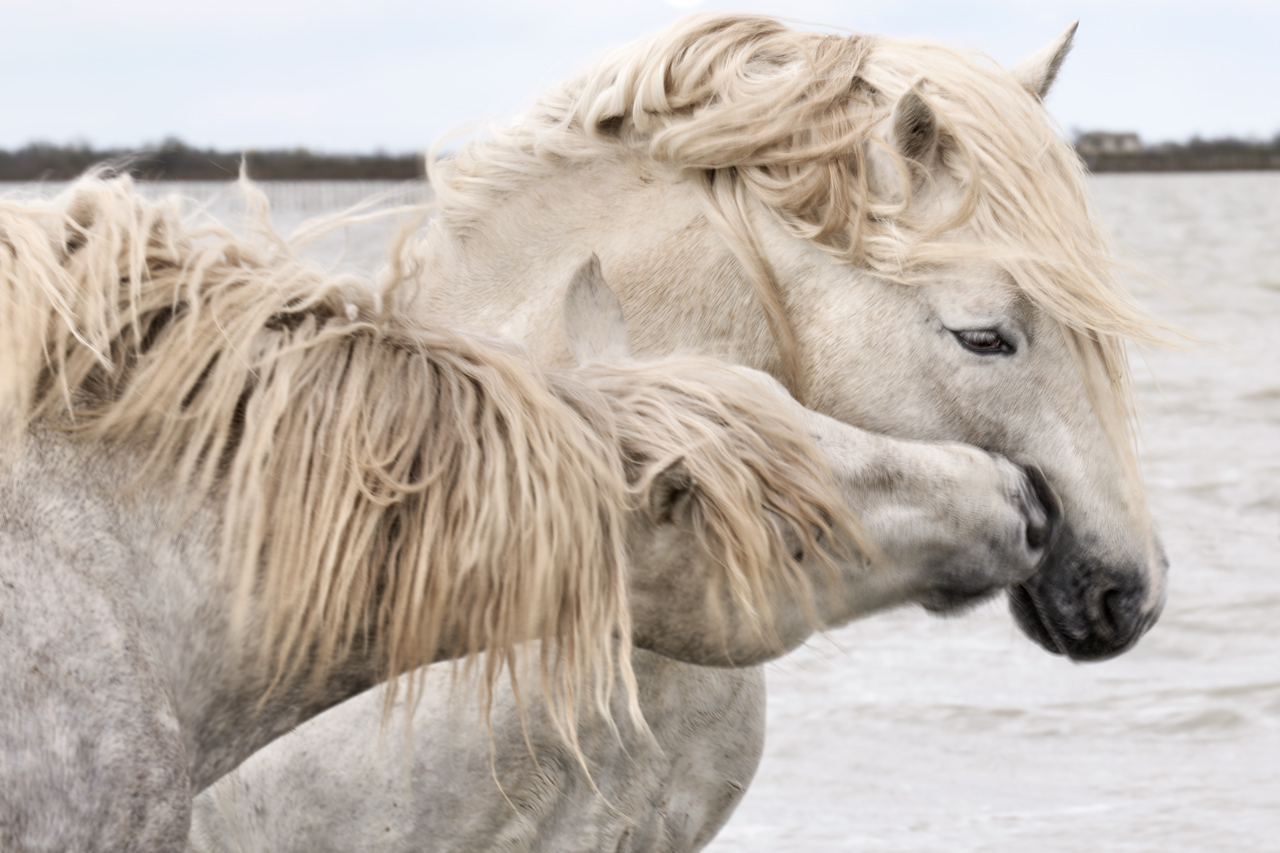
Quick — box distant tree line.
[0,138,424,181]
[1079,134,1280,173]
[4,134,1279,181]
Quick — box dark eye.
[953,329,1014,355]
[780,525,805,563]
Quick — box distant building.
[1075,132,1143,156]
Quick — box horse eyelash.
[951,329,1015,355]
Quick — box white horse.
[0,180,1044,851]
[185,257,1052,853]
[411,13,1169,657]
[182,14,1173,852]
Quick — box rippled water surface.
[5,174,1275,850]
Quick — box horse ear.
[1009,21,1078,101]
[890,84,939,166]
[562,254,632,365]
[648,458,696,525]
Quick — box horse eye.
[780,526,805,563]
[953,329,1014,355]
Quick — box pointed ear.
[562,254,632,365]
[890,83,940,166]
[647,458,696,525]
[1009,21,1078,101]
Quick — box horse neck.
[416,156,782,372]
[147,528,386,791]
[184,637,383,791]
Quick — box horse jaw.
[1008,21,1078,101]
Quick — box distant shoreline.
[1083,144,1280,173]
[0,141,423,182]
[2,137,1279,181]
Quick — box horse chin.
[1007,582,1066,655]
[918,586,1001,615]
[1007,527,1165,662]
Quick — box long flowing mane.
[429,12,1168,518]
[0,177,633,719]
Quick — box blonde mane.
[430,12,1170,520]
[0,177,632,722]
[0,175,871,727]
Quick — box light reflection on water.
[4,173,1276,850]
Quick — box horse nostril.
[1101,588,1139,642]
[1018,464,1060,552]
[1025,508,1051,551]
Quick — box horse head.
[777,24,1167,660]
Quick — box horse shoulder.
[616,655,766,851]
[0,505,190,851]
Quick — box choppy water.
[5,174,1276,850]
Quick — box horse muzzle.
[1008,527,1167,661]
[913,460,1060,613]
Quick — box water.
[5,174,1276,849]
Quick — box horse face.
[784,250,1165,661]
[763,31,1167,660]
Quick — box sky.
[0,0,1276,153]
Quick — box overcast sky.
[1,0,1275,152]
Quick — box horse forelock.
[557,358,874,648]
[0,176,635,731]
[431,12,1170,517]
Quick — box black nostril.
[1019,463,1061,552]
[1102,590,1125,637]
[1026,508,1050,551]
[1100,587,1142,642]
